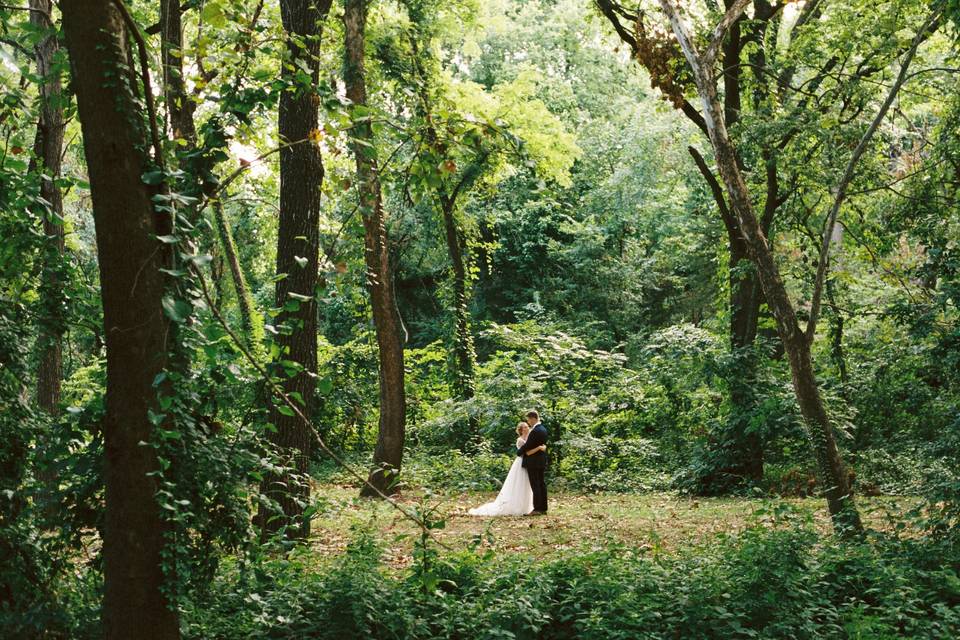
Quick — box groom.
[516,410,548,515]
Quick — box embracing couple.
[468,410,548,517]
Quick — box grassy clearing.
[308,483,915,568]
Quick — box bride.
[468,422,546,516]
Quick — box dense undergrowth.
[179,513,960,640]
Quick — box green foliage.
[174,519,960,639]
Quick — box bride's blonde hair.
[515,421,528,436]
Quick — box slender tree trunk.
[159,1,262,354]
[212,198,262,352]
[160,0,195,143]
[658,0,862,533]
[61,2,181,636]
[726,238,764,482]
[344,0,407,496]
[441,200,477,404]
[255,0,332,538]
[31,0,66,414]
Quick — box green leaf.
[200,1,227,28]
[142,170,165,185]
[318,376,333,394]
[162,296,192,323]
[276,405,295,417]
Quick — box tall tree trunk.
[31,0,66,414]
[658,0,862,534]
[255,0,332,538]
[61,2,181,636]
[725,237,765,482]
[441,200,477,405]
[159,0,195,143]
[344,0,407,497]
[405,24,479,420]
[213,198,262,352]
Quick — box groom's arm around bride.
[517,424,546,460]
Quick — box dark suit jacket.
[517,423,548,469]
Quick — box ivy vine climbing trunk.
[61,2,181,637]
[159,0,262,354]
[407,26,479,427]
[213,199,260,350]
[441,197,477,406]
[344,0,407,496]
[31,0,66,414]
[159,0,195,143]
[255,0,333,538]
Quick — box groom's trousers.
[528,467,547,512]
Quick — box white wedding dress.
[468,437,534,516]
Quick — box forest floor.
[308,484,916,568]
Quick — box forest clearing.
[2,0,959,638]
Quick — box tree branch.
[688,145,736,237]
[594,0,709,135]
[704,0,752,68]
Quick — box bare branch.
[805,8,943,343]
[688,145,736,235]
[704,0,752,68]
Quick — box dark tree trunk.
[31,0,66,414]
[255,0,332,538]
[61,3,181,637]
[344,0,407,497]
[688,145,766,488]
[726,238,765,482]
[159,0,195,143]
[826,278,848,389]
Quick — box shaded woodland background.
[2,0,960,638]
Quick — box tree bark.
[255,0,332,538]
[344,0,407,497]
[657,0,862,534]
[31,0,66,414]
[688,144,764,486]
[159,0,195,143]
[60,2,181,636]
